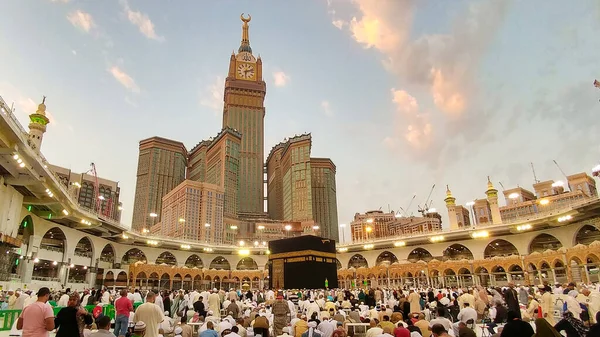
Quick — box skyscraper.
[133,15,339,243]
[222,14,266,215]
[266,134,339,240]
[132,137,187,232]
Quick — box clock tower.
[223,14,266,215]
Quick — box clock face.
[237,63,255,80]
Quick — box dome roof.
[238,45,252,53]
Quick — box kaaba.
[268,235,338,289]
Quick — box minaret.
[485,176,502,224]
[28,96,50,153]
[444,185,459,230]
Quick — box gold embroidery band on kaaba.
[268,250,337,260]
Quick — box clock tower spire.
[223,14,266,216]
[239,13,252,53]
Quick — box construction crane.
[553,159,571,191]
[530,162,540,184]
[396,194,416,217]
[84,162,112,218]
[498,182,506,191]
[418,184,435,216]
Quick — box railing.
[0,99,129,232]
[0,95,29,137]
[39,244,64,253]
[31,276,60,282]
[74,251,93,258]
[0,310,21,331]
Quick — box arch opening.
[376,251,398,266]
[529,234,562,254]
[484,239,519,258]
[210,256,231,270]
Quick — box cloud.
[331,0,511,164]
[272,71,290,87]
[71,50,77,56]
[321,100,334,117]
[200,76,225,114]
[390,89,432,151]
[67,10,95,33]
[123,2,164,41]
[332,20,345,30]
[108,66,140,93]
[51,0,70,3]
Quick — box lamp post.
[339,224,346,244]
[365,218,374,242]
[508,193,520,220]
[145,212,157,234]
[204,223,211,243]
[284,224,292,237]
[465,201,476,226]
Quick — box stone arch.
[335,259,342,270]
[105,271,115,287]
[185,254,204,268]
[348,254,368,269]
[574,225,600,246]
[75,236,94,259]
[407,248,433,262]
[121,248,147,265]
[209,256,231,270]
[554,259,567,282]
[529,233,563,254]
[160,273,170,289]
[100,243,116,263]
[442,244,474,260]
[484,239,519,258]
[375,251,398,266]
[116,271,128,286]
[18,215,34,246]
[236,257,258,270]
[149,272,159,288]
[40,227,67,254]
[156,251,177,266]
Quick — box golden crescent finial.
[241,13,251,23]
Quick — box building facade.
[159,180,225,244]
[131,137,187,232]
[266,134,339,240]
[50,165,122,222]
[350,210,441,243]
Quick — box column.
[20,259,35,283]
[506,273,512,283]
[583,265,591,284]
[58,264,68,286]
[550,268,557,284]
[86,269,97,288]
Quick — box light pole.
[465,201,476,226]
[145,213,157,234]
[339,224,346,244]
[284,224,292,237]
[508,193,520,220]
[365,218,374,242]
[204,223,211,243]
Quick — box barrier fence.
[0,302,144,331]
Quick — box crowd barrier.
[0,302,144,331]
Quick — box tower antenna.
[553,159,571,191]
[530,162,540,184]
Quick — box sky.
[1,0,599,242]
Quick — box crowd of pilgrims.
[7,281,600,337]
